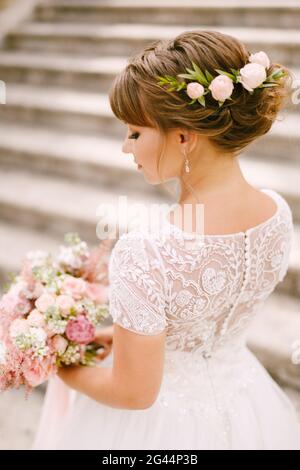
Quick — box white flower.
[238,63,267,92]
[208,75,234,102]
[26,250,49,268]
[29,327,47,347]
[249,51,270,69]
[0,341,7,365]
[9,318,30,338]
[186,82,205,100]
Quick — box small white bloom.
[249,51,270,69]
[58,246,83,270]
[26,250,49,268]
[29,327,47,345]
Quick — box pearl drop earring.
[184,150,190,173]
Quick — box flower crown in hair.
[156,51,286,108]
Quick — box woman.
[32,30,300,450]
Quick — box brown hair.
[109,30,293,180]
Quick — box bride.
[32,30,300,450]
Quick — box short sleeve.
[108,229,167,335]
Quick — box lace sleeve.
[108,229,167,335]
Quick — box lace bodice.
[108,188,294,358]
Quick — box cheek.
[136,138,159,171]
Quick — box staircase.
[0,0,299,448]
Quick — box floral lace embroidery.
[109,189,293,352]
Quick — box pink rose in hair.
[208,75,234,102]
[66,314,95,344]
[249,51,270,69]
[238,63,267,92]
[186,82,205,100]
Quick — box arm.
[58,231,167,410]
[58,323,166,410]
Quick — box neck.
[178,154,250,205]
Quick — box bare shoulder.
[202,186,279,235]
[248,188,278,219]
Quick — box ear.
[179,129,198,154]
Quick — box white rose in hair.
[249,51,270,69]
[208,75,234,102]
[238,63,267,92]
[186,82,205,99]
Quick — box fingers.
[95,344,112,361]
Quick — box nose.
[122,130,133,154]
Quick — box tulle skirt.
[32,346,300,450]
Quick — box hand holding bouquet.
[0,233,113,396]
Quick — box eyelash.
[128,132,140,140]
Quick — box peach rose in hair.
[186,82,205,100]
[208,75,234,102]
[238,63,267,92]
[249,51,270,69]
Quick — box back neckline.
[163,188,281,239]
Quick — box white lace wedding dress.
[32,188,300,450]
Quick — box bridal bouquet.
[0,233,113,395]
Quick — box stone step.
[4,22,300,67]
[248,292,300,391]
[2,83,125,137]
[0,167,171,245]
[0,121,171,199]
[246,111,300,163]
[1,83,299,164]
[0,51,127,91]
[239,154,300,223]
[34,0,300,30]
[0,387,44,450]
[0,120,299,220]
[0,220,62,288]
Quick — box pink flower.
[35,293,56,313]
[208,75,234,102]
[56,295,75,317]
[9,318,30,338]
[27,309,45,328]
[51,335,68,355]
[186,82,205,100]
[85,283,108,304]
[249,51,270,69]
[26,282,44,300]
[238,63,267,92]
[23,355,57,387]
[61,276,86,300]
[66,315,95,345]
[0,287,32,316]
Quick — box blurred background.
[0,0,299,449]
